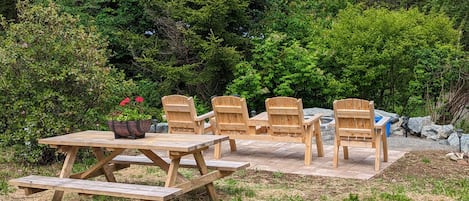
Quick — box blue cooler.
[375,116,391,137]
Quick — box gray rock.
[303,108,334,117]
[408,116,432,135]
[391,127,405,136]
[461,134,469,153]
[421,125,439,140]
[448,132,460,147]
[421,124,455,140]
[154,123,168,133]
[441,125,454,138]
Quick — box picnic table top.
[38,130,228,152]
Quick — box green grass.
[2,146,469,201]
[421,157,431,164]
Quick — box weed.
[343,193,360,201]
[268,194,304,201]
[379,192,411,201]
[0,180,14,195]
[72,157,97,173]
[179,168,194,179]
[421,157,431,163]
[145,166,159,174]
[219,178,255,198]
[273,171,283,178]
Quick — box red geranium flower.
[109,96,151,121]
[135,96,144,103]
[119,97,131,106]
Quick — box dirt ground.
[2,149,469,201]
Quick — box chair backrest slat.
[162,95,198,134]
[265,97,305,136]
[333,98,375,139]
[212,96,250,135]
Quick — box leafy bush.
[0,1,130,164]
[325,5,465,116]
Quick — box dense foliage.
[325,5,464,116]
[0,0,467,163]
[0,1,131,163]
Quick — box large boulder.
[462,134,469,153]
[421,124,454,140]
[448,132,460,147]
[303,108,334,117]
[408,116,432,135]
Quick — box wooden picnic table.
[9,131,249,201]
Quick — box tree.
[325,5,466,117]
[0,0,16,20]
[131,0,249,101]
[0,1,129,164]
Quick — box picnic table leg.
[193,151,217,201]
[140,149,188,183]
[52,146,79,201]
[92,147,117,182]
[72,148,125,180]
[164,157,181,187]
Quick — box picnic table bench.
[9,175,181,201]
[9,131,249,201]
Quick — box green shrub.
[0,1,131,164]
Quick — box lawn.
[1,146,468,201]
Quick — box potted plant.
[107,96,152,139]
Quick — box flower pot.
[107,119,151,139]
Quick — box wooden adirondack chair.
[332,98,388,171]
[210,96,266,159]
[265,97,324,165]
[162,95,214,134]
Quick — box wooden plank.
[214,105,243,113]
[53,146,78,201]
[218,123,248,130]
[222,133,305,143]
[335,109,371,119]
[111,155,250,172]
[164,104,191,112]
[193,151,217,200]
[337,128,373,137]
[266,107,299,115]
[9,175,182,201]
[38,132,229,153]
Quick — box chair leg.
[214,142,222,159]
[304,128,313,165]
[229,139,237,152]
[343,146,349,160]
[375,134,381,171]
[382,131,388,162]
[333,139,339,168]
[314,122,324,157]
[196,121,204,134]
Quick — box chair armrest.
[303,113,322,126]
[375,116,390,127]
[195,111,215,122]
